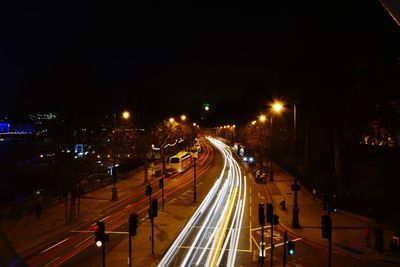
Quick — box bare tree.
[134,129,154,184]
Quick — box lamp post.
[111,111,130,201]
[292,104,300,228]
[271,101,300,227]
[269,102,283,182]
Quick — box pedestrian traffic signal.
[94,221,107,247]
[145,184,152,196]
[258,203,265,226]
[129,213,138,236]
[159,178,164,189]
[321,215,331,239]
[266,203,273,223]
[288,241,295,255]
[152,198,158,218]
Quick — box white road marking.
[41,238,69,253]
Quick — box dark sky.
[1,1,399,125]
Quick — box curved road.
[158,137,247,267]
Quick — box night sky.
[1,1,399,125]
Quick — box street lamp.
[272,101,300,228]
[269,102,283,182]
[291,104,299,228]
[111,111,131,201]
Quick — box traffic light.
[159,178,164,189]
[129,213,138,236]
[288,241,295,255]
[322,193,328,211]
[330,194,337,213]
[145,184,153,196]
[266,203,273,223]
[273,214,279,225]
[203,103,210,111]
[321,215,331,239]
[258,203,265,226]
[152,198,158,218]
[94,221,106,247]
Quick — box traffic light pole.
[270,209,274,267]
[151,215,154,255]
[129,235,132,267]
[261,222,265,267]
[102,240,106,267]
[328,204,332,267]
[283,231,287,267]
[193,157,197,202]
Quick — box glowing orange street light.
[193,122,197,127]
[122,111,130,119]
[259,115,267,122]
[251,120,257,125]
[169,117,175,123]
[181,114,187,121]
[272,102,283,113]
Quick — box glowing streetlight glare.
[204,105,210,111]
[272,102,283,113]
[169,117,175,123]
[122,111,130,119]
[193,122,197,127]
[181,115,187,121]
[251,120,257,125]
[259,115,267,122]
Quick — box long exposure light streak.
[158,137,246,267]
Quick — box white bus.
[169,151,192,173]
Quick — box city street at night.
[2,1,400,266]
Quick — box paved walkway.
[266,164,400,265]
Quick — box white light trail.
[158,137,246,267]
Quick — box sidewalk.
[265,164,400,265]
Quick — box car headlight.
[249,157,254,162]
[243,157,247,161]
